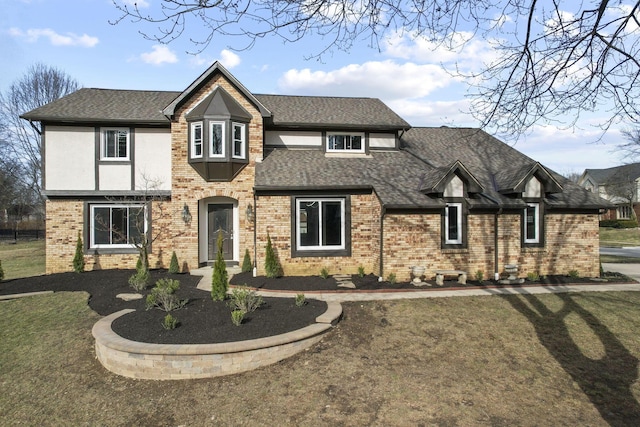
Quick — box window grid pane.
[91,205,145,248]
[298,199,344,250]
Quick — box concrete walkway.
[190,264,640,303]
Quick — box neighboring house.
[22,62,609,281]
[579,164,640,221]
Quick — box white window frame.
[617,205,632,220]
[89,204,147,249]
[209,121,226,158]
[524,203,540,244]
[326,132,365,153]
[101,128,130,161]
[296,198,346,251]
[190,121,203,159]
[444,203,463,245]
[232,122,246,159]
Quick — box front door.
[208,204,233,261]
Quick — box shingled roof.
[256,126,609,210]
[583,163,640,185]
[20,88,180,124]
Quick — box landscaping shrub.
[475,270,484,282]
[295,293,306,307]
[146,278,187,312]
[358,265,365,278]
[600,219,638,228]
[320,267,329,279]
[568,269,579,278]
[169,251,180,274]
[527,272,540,281]
[162,314,179,330]
[387,273,397,285]
[0,260,4,281]
[128,268,149,292]
[231,309,245,326]
[264,233,282,278]
[241,249,252,273]
[72,231,84,273]
[211,232,228,301]
[227,286,263,313]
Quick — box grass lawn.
[1,290,640,425]
[599,227,640,248]
[0,240,45,280]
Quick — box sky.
[1,0,633,176]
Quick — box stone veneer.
[92,301,342,380]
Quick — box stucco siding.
[134,128,171,191]
[265,130,322,148]
[45,126,95,191]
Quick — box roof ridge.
[255,93,378,100]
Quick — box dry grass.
[2,290,640,425]
[600,227,640,247]
[0,240,45,280]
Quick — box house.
[22,62,608,281]
[579,164,640,221]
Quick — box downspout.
[379,205,386,280]
[253,191,258,277]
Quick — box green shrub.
[146,278,187,312]
[600,219,638,228]
[231,309,245,326]
[357,266,365,278]
[264,233,282,278]
[241,249,253,273]
[0,260,4,282]
[295,293,306,307]
[136,256,143,271]
[128,268,150,292]
[211,232,228,301]
[227,286,263,313]
[568,269,579,278]
[161,314,179,330]
[169,251,180,274]
[72,231,85,273]
[387,273,397,285]
[474,270,484,282]
[320,267,329,279]
[527,272,540,281]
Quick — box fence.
[0,228,46,240]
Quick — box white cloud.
[279,60,453,100]
[189,54,212,67]
[8,27,98,47]
[388,99,474,127]
[219,50,241,68]
[140,44,178,65]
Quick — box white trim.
[190,121,203,159]
[524,203,540,244]
[100,128,130,161]
[296,198,346,251]
[326,132,365,153]
[89,203,146,249]
[232,122,246,159]
[209,121,226,158]
[444,203,463,245]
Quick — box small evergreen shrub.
[231,309,245,326]
[599,219,638,228]
[320,267,329,279]
[295,293,306,307]
[0,260,4,282]
[146,278,187,312]
[357,266,365,278]
[162,314,179,330]
[568,269,579,278]
[136,256,143,271]
[241,249,252,273]
[264,233,282,278]
[527,272,540,281]
[211,232,229,301]
[474,270,484,282]
[169,251,180,274]
[387,273,397,285]
[227,286,263,313]
[128,268,150,292]
[72,231,85,273]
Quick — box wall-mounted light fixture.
[182,204,192,224]
[245,203,254,223]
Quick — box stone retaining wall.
[92,301,342,380]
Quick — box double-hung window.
[296,198,345,251]
[524,203,540,244]
[90,204,146,249]
[209,121,225,157]
[232,122,246,159]
[191,122,203,158]
[101,128,129,160]
[444,203,463,245]
[327,132,365,153]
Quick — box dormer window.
[327,132,365,153]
